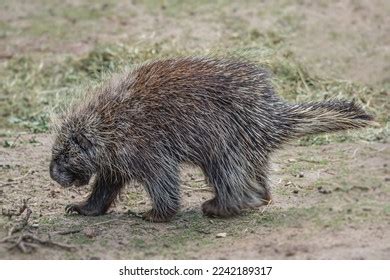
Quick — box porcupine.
[49,57,374,222]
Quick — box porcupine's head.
[49,115,98,188]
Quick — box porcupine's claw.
[142,209,174,223]
[65,203,102,216]
[65,203,82,215]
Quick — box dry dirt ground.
[0,0,389,259]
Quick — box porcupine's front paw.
[65,203,103,216]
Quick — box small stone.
[297,172,304,178]
[49,190,57,198]
[285,250,295,257]
[317,186,332,194]
[83,228,98,238]
[216,232,227,238]
[292,189,299,194]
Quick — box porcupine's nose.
[49,160,69,187]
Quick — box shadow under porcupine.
[49,57,374,222]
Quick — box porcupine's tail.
[285,99,375,138]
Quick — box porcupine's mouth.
[73,176,91,187]
[49,160,91,188]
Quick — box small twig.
[297,67,310,93]
[8,235,26,253]
[324,169,336,175]
[182,184,212,192]
[18,198,31,214]
[30,234,76,251]
[8,207,32,236]
[9,134,21,148]
[5,233,76,253]
[1,199,76,254]
[297,158,323,164]
[195,229,211,234]
[90,218,122,226]
[2,198,31,219]
[191,178,205,183]
[0,182,13,188]
[0,235,16,243]
[261,199,273,214]
[352,148,359,158]
[11,170,33,182]
[127,210,144,219]
[51,229,82,236]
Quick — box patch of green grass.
[37,216,72,232]
[131,237,147,249]
[283,157,329,176]
[68,233,95,245]
[383,205,390,215]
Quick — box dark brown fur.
[50,57,373,222]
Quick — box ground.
[0,0,389,259]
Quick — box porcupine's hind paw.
[65,203,104,216]
[142,209,175,223]
[202,198,241,218]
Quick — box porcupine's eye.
[72,133,92,153]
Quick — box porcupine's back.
[72,57,283,168]
[63,57,373,177]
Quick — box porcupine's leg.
[65,174,123,216]
[239,165,272,209]
[253,164,272,203]
[201,155,244,218]
[142,163,181,222]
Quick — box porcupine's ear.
[72,132,93,152]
